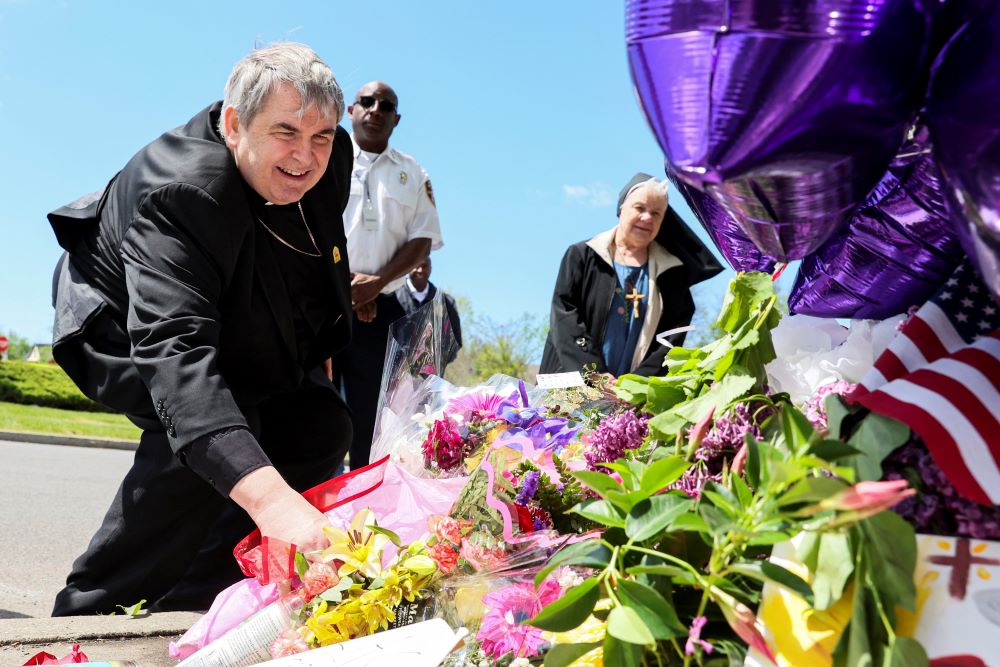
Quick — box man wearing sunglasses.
[335,81,443,470]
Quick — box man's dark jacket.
[48,102,354,494]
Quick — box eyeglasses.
[355,96,397,114]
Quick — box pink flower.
[270,629,309,658]
[716,593,775,663]
[421,418,466,471]
[445,392,512,420]
[685,615,713,656]
[429,515,465,546]
[477,580,561,658]
[428,541,459,574]
[820,479,916,517]
[459,540,508,571]
[301,560,340,598]
[687,407,715,451]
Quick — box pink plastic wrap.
[168,579,281,660]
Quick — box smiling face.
[224,83,337,204]
[617,183,667,248]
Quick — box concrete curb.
[0,611,202,645]
[0,430,138,451]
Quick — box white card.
[535,372,586,389]
[260,619,468,666]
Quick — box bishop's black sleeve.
[121,183,270,495]
[548,244,606,373]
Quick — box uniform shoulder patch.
[424,179,436,207]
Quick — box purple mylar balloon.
[626,0,932,261]
[671,176,775,273]
[788,126,964,318]
[926,2,1000,301]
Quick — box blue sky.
[0,0,765,345]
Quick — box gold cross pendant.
[625,287,646,319]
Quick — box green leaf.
[369,524,402,547]
[745,434,762,489]
[543,642,603,667]
[294,551,310,579]
[615,374,650,405]
[824,393,852,440]
[777,476,847,508]
[534,539,610,588]
[572,470,624,498]
[116,599,147,617]
[860,512,917,613]
[673,372,757,425]
[625,494,692,541]
[616,579,686,639]
[702,482,741,516]
[648,409,690,440]
[700,504,735,536]
[847,412,911,482]
[606,604,655,645]
[528,577,601,632]
[748,531,794,546]
[730,561,814,605]
[808,439,862,461]
[780,404,816,453]
[882,636,928,667]
[602,633,642,667]
[670,513,710,533]
[571,499,626,528]
[731,471,753,508]
[639,456,690,495]
[645,376,690,413]
[599,461,642,491]
[319,575,355,603]
[625,563,690,578]
[806,532,855,610]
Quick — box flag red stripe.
[904,315,950,363]
[949,346,1000,394]
[872,348,909,386]
[855,391,992,505]
[905,369,1000,466]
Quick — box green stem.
[681,589,713,667]
[623,546,707,585]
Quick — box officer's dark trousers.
[334,293,405,470]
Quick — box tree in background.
[0,330,31,361]
[444,296,547,385]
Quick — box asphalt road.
[0,439,133,619]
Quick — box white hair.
[218,42,344,136]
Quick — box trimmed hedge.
[0,360,114,413]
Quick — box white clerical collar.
[407,276,430,303]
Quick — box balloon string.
[771,262,788,282]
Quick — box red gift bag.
[233,455,390,584]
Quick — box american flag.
[850,261,1000,506]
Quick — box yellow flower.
[321,509,389,579]
[543,599,608,667]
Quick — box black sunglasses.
[356,96,397,114]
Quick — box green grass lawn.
[0,401,140,441]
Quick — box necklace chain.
[256,202,322,258]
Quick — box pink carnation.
[429,515,464,546]
[270,629,309,658]
[302,560,340,598]
[428,542,460,574]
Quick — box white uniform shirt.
[344,135,443,294]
